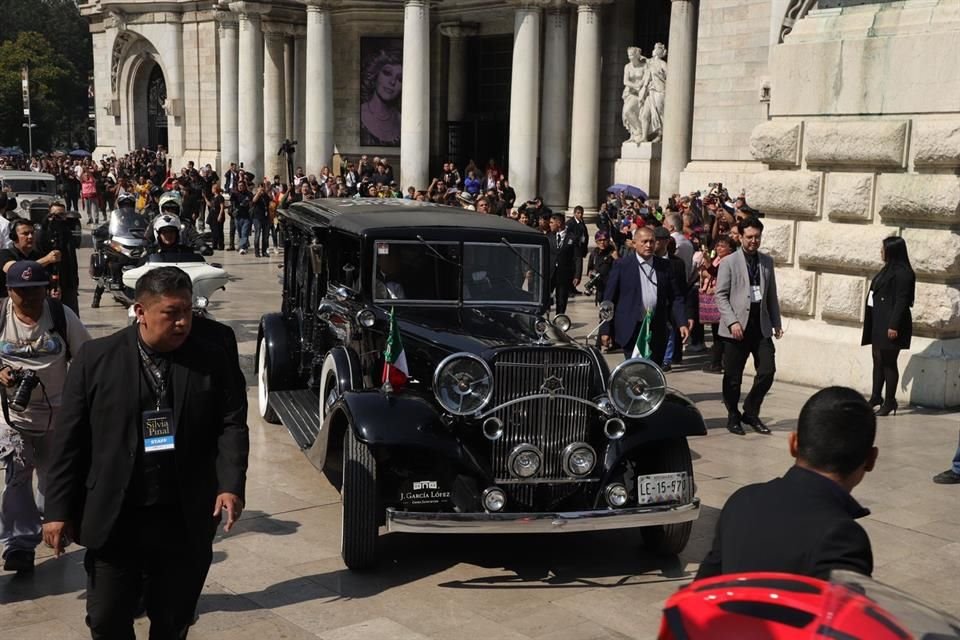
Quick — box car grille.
[490,348,593,481]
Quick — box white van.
[0,170,58,202]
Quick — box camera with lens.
[8,368,40,413]
[584,271,603,296]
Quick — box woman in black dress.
[862,237,916,416]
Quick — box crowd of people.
[0,145,958,640]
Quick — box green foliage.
[0,0,93,151]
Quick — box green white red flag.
[381,307,409,390]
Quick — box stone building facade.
[82,0,960,406]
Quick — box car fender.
[257,313,300,391]
[306,346,363,472]
[339,390,465,463]
[603,390,707,469]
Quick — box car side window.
[328,235,362,292]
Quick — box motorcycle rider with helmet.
[148,214,196,256]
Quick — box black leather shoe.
[726,417,745,436]
[742,415,772,434]
[3,550,35,573]
[933,469,960,484]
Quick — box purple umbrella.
[606,183,648,200]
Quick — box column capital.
[438,21,479,39]
[568,0,613,7]
[305,0,339,11]
[215,8,239,29]
[229,1,269,18]
[510,0,552,10]
[542,0,569,9]
[403,0,429,6]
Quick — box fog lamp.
[482,487,506,512]
[561,442,596,477]
[605,483,629,508]
[604,418,626,440]
[508,444,542,479]
[482,417,504,441]
[193,295,209,309]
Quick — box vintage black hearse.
[257,199,706,570]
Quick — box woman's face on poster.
[376,63,402,102]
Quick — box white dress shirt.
[636,253,658,316]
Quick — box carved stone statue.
[622,43,667,144]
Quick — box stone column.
[263,23,287,181]
[284,36,295,141]
[658,0,699,200]
[401,0,431,190]
[567,0,611,212]
[438,22,478,123]
[538,2,570,210]
[232,1,266,180]
[293,29,307,156]
[305,0,335,175]
[508,1,545,205]
[217,11,239,173]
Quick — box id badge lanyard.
[138,343,175,453]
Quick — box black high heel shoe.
[868,396,883,409]
[875,400,898,417]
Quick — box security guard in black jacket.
[696,386,877,581]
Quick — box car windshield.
[372,240,543,306]
[463,242,542,305]
[2,178,55,195]
[373,241,460,303]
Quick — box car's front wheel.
[340,427,378,570]
[641,438,694,556]
[257,337,280,424]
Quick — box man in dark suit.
[547,213,576,314]
[43,267,249,639]
[715,216,782,435]
[696,386,877,581]
[601,226,689,362]
[566,206,589,293]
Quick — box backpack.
[0,297,72,360]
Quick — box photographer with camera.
[0,261,89,573]
[0,218,63,301]
[36,202,82,317]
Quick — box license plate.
[636,472,689,505]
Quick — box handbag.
[699,292,721,324]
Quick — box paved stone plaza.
[1,243,958,639]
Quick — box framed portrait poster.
[359,37,403,147]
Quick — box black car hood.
[395,307,574,356]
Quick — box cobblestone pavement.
[1,241,958,639]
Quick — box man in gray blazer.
[715,217,783,435]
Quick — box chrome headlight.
[433,352,494,416]
[193,295,209,310]
[607,358,666,418]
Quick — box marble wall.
[735,0,960,408]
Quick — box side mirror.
[93,226,110,240]
[599,300,614,321]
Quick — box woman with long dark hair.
[862,236,916,416]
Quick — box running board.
[271,390,320,450]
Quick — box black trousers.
[709,323,724,367]
[553,276,571,314]
[722,333,776,419]
[85,505,211,640]
[60,286,80,318]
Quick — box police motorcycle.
[90,193,151,308]
[121,212,228,319]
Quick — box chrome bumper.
[385,499,699,534]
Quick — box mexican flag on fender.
[631,310,654,359]
[382,308,409,390]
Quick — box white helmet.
[153,213,181,235]
[158,191,182,214]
